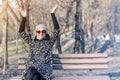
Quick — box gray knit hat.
[36,24,47,31]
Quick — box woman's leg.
[32,74,39,80]
[33,74,46,80]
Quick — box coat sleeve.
[19,17,32,44]
[49,13,60,46]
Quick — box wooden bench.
[10,53,110,80]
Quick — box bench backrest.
[18,53,108,70]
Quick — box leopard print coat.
[19,29,59,80]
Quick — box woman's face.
[36,28,46,40]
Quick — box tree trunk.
[80,29,85,53]
[15,21,18,54]
[66,0,75,31]
[74,0,81,53]
[26,5,31,33]
[74,0,85,53]
[24,3,31,53]
[8,4,20,22]
[80,3,85,53]
[2,0,8,74]
[56,35,62,54]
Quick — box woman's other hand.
[51,4,58,14]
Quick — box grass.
[111,77,120,80]
[108,52,120,57]
[0,41,26,57]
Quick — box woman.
[19,5,59,80]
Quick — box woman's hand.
[18,0,31,17]
[51,4,58,13]
[19,8,27,17]
[50,4,59,30]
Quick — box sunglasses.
[36,30,46,34]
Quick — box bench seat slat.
[53,76,110,80]
[18,59,26,64]
[18,64,108,70]
[53,59,108,64]
[18,65,26,70]
[19,54,108,59]
[10,76,22,80]
[18,59,108,64]
[53,64,108,70]
[53,54,108,58]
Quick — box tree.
[2,0,8,74]
[74,0,85,53]
[8,1,20,54]
[65,0,75,31]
